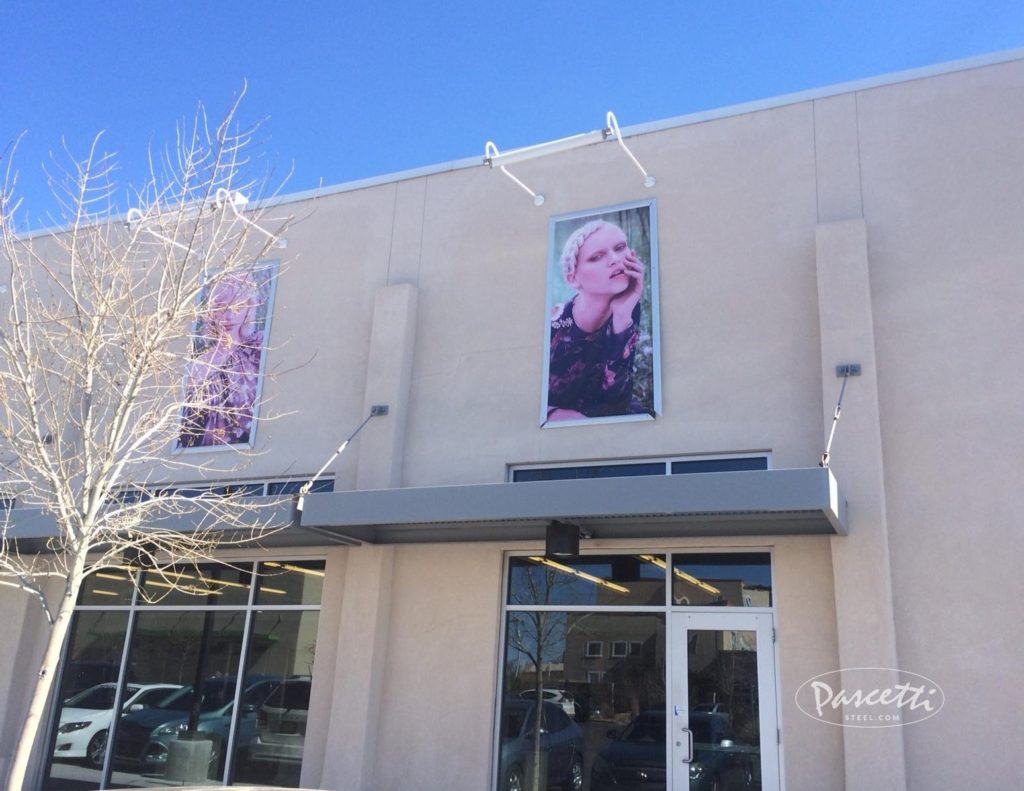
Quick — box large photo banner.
[542,200,661,427]
[177,261,278,450]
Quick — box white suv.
[249,676,312,767]
[518,688,578,719]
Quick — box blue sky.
[3,0,1024,227]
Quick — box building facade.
[2,51,1023,791]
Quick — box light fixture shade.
[545,520,580,559]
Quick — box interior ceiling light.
[264,561,325,577]
[144,578,223,596]
[484,111,655,205]
[528,556,630,594]
[95,572,131,582]
[640,555,721,595]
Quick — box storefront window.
[231,611,319,787]
[500,611,665,791]
[508,555,665,608]
[498,551,773,791]
[672,553,772,607]
[137,563,254,608]
[45,611,131,790]
[43,559,325,790]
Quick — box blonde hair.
[204,271,264,341]
[559,220,614,284]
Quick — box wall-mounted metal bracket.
[821,363,861,467]
[484,111,655,205]
[295,405,391,510]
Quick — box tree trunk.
[5,579,81,791]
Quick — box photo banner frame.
[542,200,661,427]
[176,260,278,451]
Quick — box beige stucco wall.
[164,86,826,489]
[856,60,1024,791]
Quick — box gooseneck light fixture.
[124,189,287,251]
[214,188,288,249]
[295,405,389,513]
[484,111,655,205]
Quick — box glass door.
[670,612,778,791]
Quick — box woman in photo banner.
[178,270,268,448]
[547,217,652,423]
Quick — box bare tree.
[0,92,294,791]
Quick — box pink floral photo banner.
[542,201,661,428]
[177,261,278,450]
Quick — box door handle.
[677,727,693,762]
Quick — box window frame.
[507,452,771,482]
[493,547,775,791]
[45,554,327,789]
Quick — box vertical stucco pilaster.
[0,592,38,787]
[317,544,394,791]
[816,218,907,790]
[298,546,347,788]
[813,93,864,223]
[355,282,419,490]
[0,579,63,790]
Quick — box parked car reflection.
[590,710,758,791]
[248,676,311,767]
[499,699,584,791]
[518,687,580,720]
[114,676,279,776]
[53,683,180,768]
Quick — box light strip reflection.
[120,566,251,591]
[527,557,630,594]
[264,562,325,577]
[640,555,721,595]
[144,579,223,596]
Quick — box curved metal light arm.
[483,142,545,206]
[124,208,199,255]
[606,112,656,187]
[483,111,655,205]
[214,189,287,248]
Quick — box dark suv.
[114,676,279,776]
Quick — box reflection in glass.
[138,563,254,607]
[591,709,666,791]
[512,462,667,482]
[44,558,325,790]
[508,555,665,607]
[688,630,761,791]
[110,610,251,787]
[256,560,325,605]
[672,553,772,608]
[670,457,767,475]
[79,569,136,606]
[232,611,319,787]
[501,612,665,791]
[44,611,130,791]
